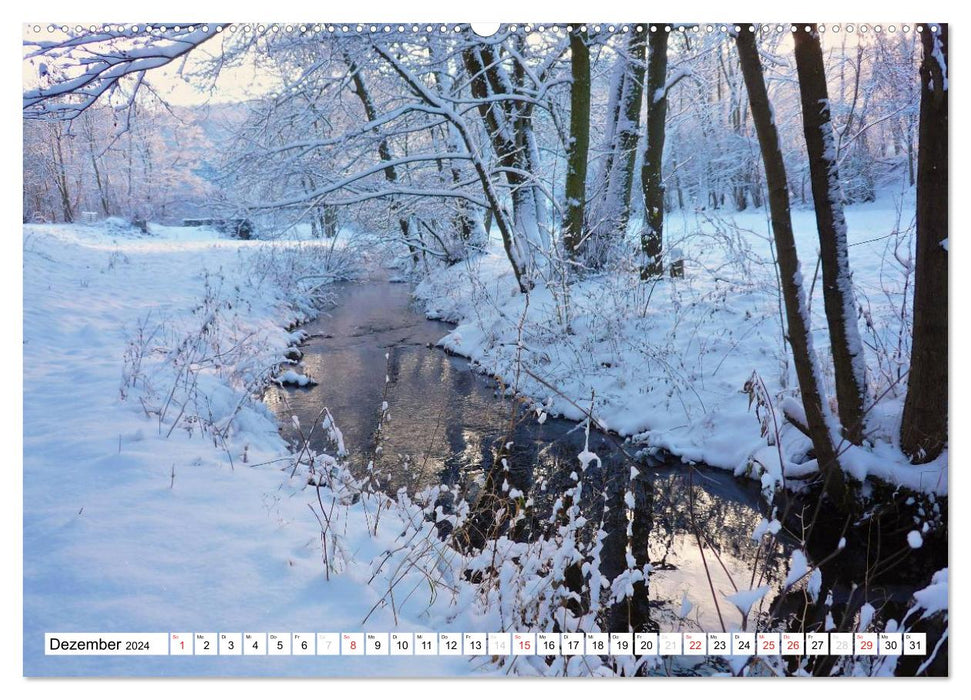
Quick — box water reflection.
[266,279,790,633]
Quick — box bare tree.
[735,26,848,507]
[460,30,557,284]
[48,120,75,222]
[345,54,421,263]
[793,24,868,445]
[901,24,948,463]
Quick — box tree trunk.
[586,29,646,267]
[563,25,590,261]
[907,132,916,187]
[613,29,647,236]
[323,206,339,238]
[596,53,628,210]
[640,29,669,279]
[82,115,111,217]
[51,124,73,223]
[901,24,948,463]
[793,24,868,445]
[735,27,848,507]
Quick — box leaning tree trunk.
[563,25,590,261]
[793,24,868,445]
[735,27,848,507]
[901,24,948,463]
[428,40,488,252]
[370,42,530,293]
[462,41,544,287]
[640,28,669,279]
[346,57,420,264]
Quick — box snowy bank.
[414,197,947,498]
[22,223,491,676]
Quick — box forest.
[22,22,947,678]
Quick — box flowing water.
[264,278,791,636]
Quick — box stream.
[264,278,793,638]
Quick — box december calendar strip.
[45,632,927,657]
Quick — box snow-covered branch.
[24,26,223,120]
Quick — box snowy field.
[417,192,947,499]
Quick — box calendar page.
[21,1,948,682]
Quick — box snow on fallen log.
[273,369,318,387]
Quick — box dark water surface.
[265,279,789,634]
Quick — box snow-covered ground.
[20,199,947,679]
[415,192,947,499]
[21,222,494,677]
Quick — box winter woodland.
[22,22,947,677]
